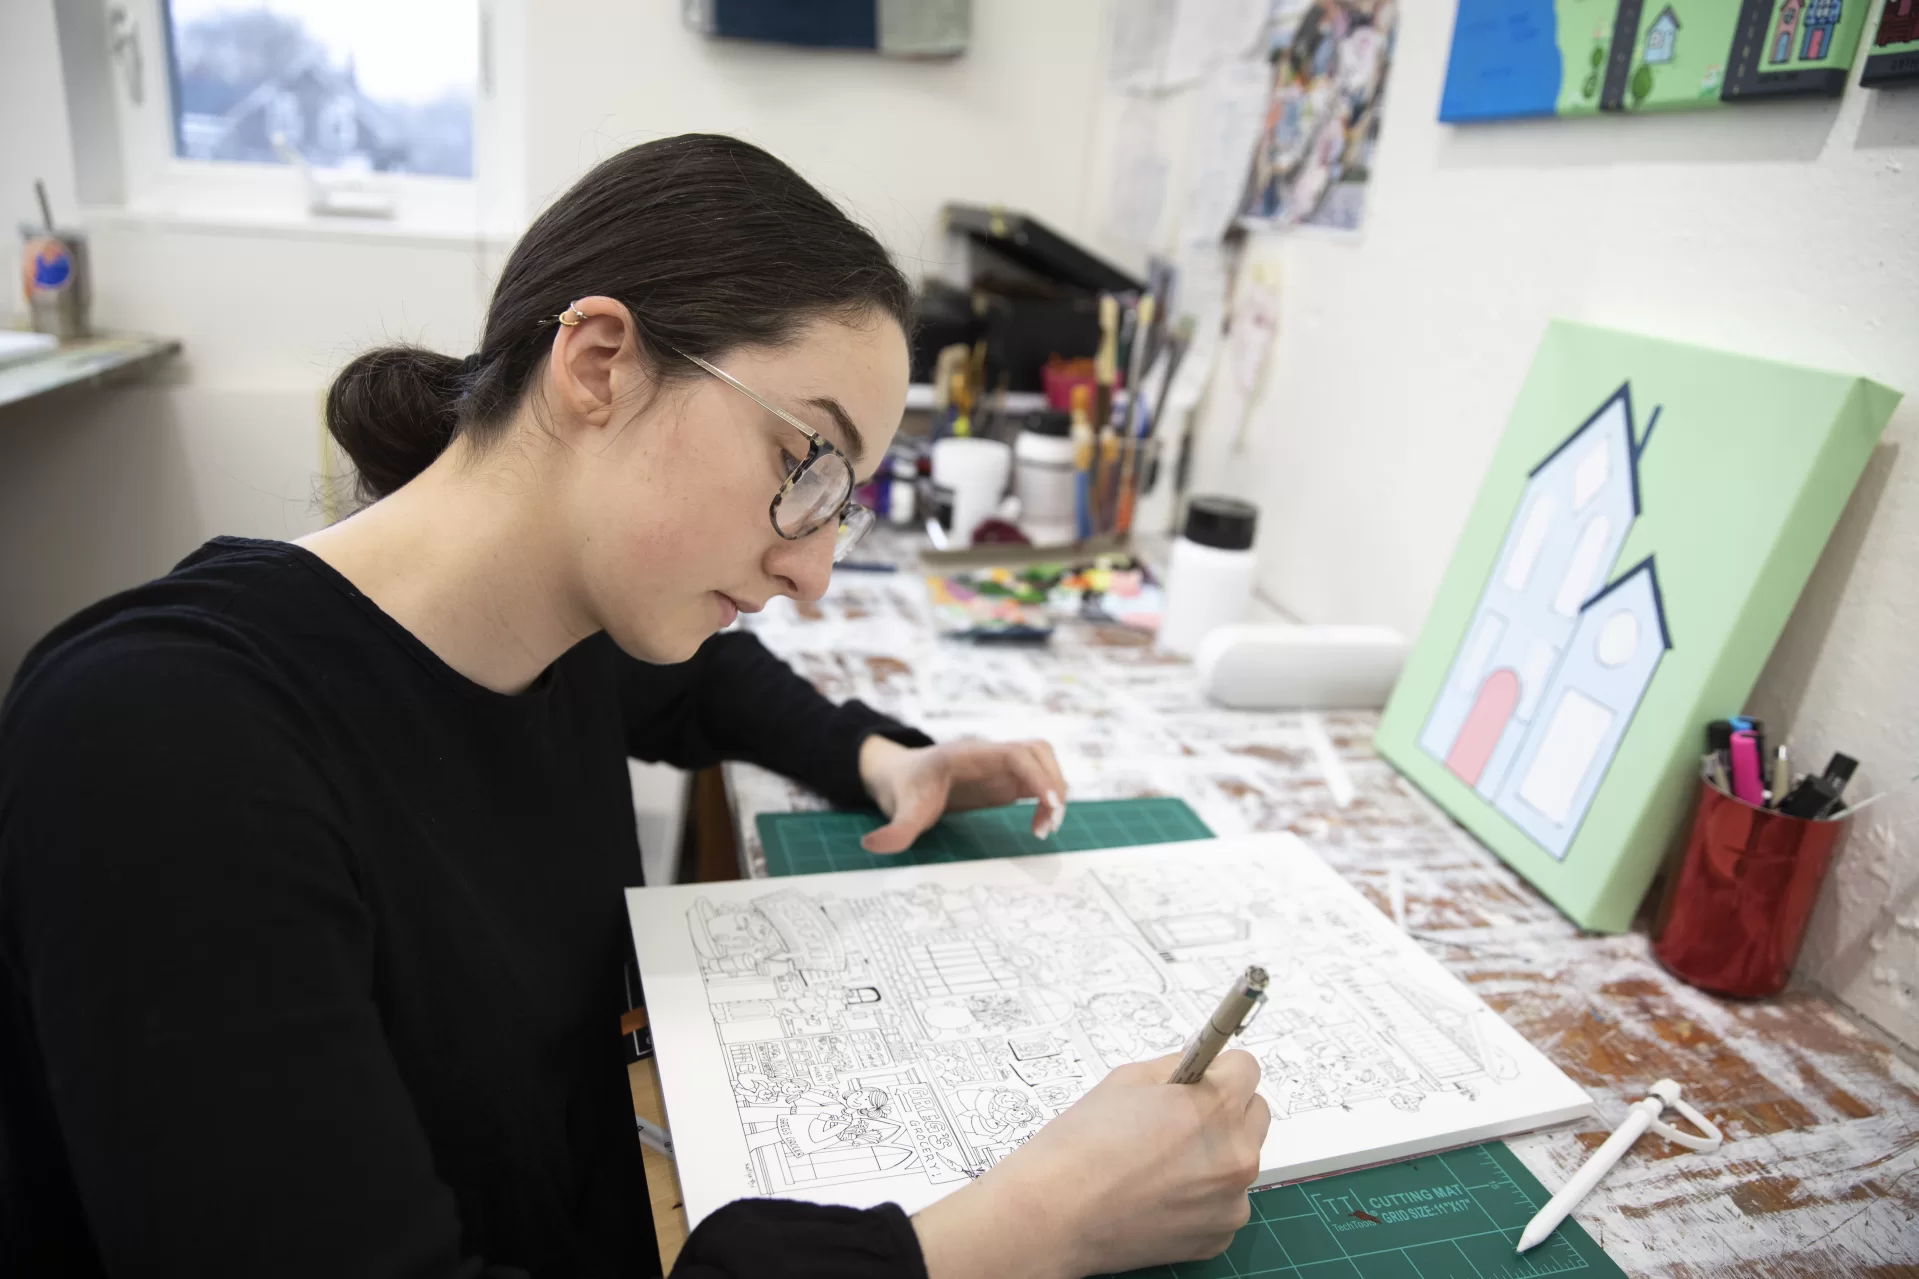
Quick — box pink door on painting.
[1447,669,1519,787]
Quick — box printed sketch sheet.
[627,834,1593,1226]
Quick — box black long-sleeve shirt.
[0,537,933,1278]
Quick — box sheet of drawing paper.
[627,833,1593,1226]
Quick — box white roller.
[1194,623,1410,710]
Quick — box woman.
[0,135,1268,1278]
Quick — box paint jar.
[1158,496,1259,658]
[886,453,917,527]
[1014,410,1076,547]
[1652,773,1846,999]
[19,226,91,340]
[931,437,1012,550]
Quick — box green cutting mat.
[756,802,1622,1277]
[756,797,1213,877]
[1105,1143,1622,1278]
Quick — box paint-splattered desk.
[631,552,1918,1275]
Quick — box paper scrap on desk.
[0,330,59,369]
[629,833,1592,1227]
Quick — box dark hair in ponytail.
[324,134,913,504]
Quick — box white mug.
[930,437,1013,549]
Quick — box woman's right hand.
[912,1050,1271,1279]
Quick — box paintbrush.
[1070,382,1096,542]
[1091,294,1120,532]
[1113,294,1156,535]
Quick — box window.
[75,0,520,236]
[1572,440,1610,511]
[1554,515,1612,617]
[1501,491,1557,593]
[165,0,476,178]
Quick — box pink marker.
[1729,730,1766,806]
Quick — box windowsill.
[83,201,521,251]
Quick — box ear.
[545,295,650,429]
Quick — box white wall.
[0,0,1116,681]
[521,1,1111,269]
[1185,5,1919,1047]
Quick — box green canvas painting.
[1442,0,1872,121]
[1376,322,1900,932]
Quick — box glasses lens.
[776,453,854,538]
[834,505,876,563]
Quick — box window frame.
[93,0,521,239]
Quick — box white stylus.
[1517,1079,1721,1253]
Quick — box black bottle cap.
[1181,496,1258,551]
[1823,753,1858,787]
[1021,409,1072,438]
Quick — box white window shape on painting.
[1573,441,1611,511]
[1516,640,1558,720]
[1554,517,1613,617]
[1597,610,1640,667]
[1503,493,1558,593]
[1517,690,1616,826]
[1455,611,1507,693]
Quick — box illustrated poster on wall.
[1376,322,1899,932]
[1236,1,1397,231]
[1440,0,1871,122]
[1861,0,1919,85]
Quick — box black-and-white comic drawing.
[686,857,1528,1200]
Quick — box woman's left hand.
[858,736,1068,853]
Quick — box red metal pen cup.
[1653,769,1846,998]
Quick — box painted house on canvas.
[1801,0,1844,58]
[1492,559,1670,857]
[1881,0,1919,43]
[1645,7,1681,64]
[1418,385,1670,860]
[1772,0,1804,62]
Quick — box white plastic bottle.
[1014,410,1077,547]
[1157,496,1259,657]
[886,454,917,526]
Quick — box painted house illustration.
[1881,0,1919,45]
[1801,0,1843,59]
[1772,0,1803,62]
[1419,385,1671,861]
[1645,6,1681,64]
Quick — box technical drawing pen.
[1167,966,1269,1085]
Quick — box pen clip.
[1646,1092,1723,1152]
[1235,990,1268,1034]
